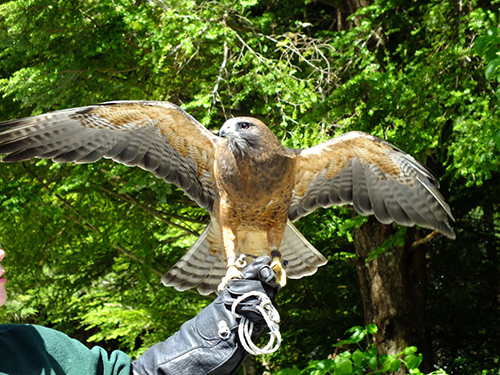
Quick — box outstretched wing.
[0,101,219,212]
[289,131,455,239]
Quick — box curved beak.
[219,126,228,138]
[219,120,237,138]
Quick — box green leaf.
[335,327,367,347]
[344,326,363,334]
[403,346,418,355]
[485,58,500,80]
[485,45,500,63]
[308,371,327,375]
[366,324,378,334]
[304,359,334,373]
[352,349,365,367]
[493,129,500,149]
[404,354,423,370]
[334,355,353,375]
[390,358,401,372]
[273,367,301,375]
[473,36,490,56]
[496,87,500,101]
[315,359,335,370]
[367,346,378,357]
[368,357,378,371]
[381,355,400,372]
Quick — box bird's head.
[219,117,282,157]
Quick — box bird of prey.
[0,101,455,294]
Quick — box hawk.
[0,101,455,294]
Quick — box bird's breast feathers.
[215,142,296,192]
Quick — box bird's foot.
[218,255,247,292]
[270,256,287,288]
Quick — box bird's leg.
[218,228,244,291]
[268,222,288,288]
[218,255,247,291]
[270,247,287,288]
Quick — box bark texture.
[353,217,432,373]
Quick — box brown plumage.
[0,101,455,294]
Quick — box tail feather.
[196,262,227,295]
[162,220,328,295]
[161,223,226,295]
[280,220,328,279]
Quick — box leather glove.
[131,256,280,375]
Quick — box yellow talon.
[270,257,287,288]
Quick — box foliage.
[473,23,500,149]
[474,24,500,84]
[274,325,443,375]
[0,0,498,374]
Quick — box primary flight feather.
[0,101,455,294]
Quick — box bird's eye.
[240,122,252,130]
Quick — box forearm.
[132,256,280,375]
[131,300,247,375]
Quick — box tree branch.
[411,230,441,249]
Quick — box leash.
[231,291,281,355]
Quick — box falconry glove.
[131,256,280,375]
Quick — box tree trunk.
[353,217,432,373]
[314,0,374,30]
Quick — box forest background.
[0,0,499,374]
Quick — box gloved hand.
[219,256,279,325]
[132,256,280,375]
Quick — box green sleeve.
[0,324,131,375]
